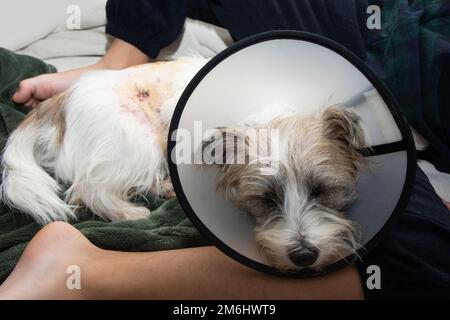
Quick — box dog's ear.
[200,127,250,167]
[321,106,367,150]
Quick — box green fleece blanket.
[0,49,208,283]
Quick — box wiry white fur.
[1,122,76,224]
[1,57,208,224]
[256,174,359,271]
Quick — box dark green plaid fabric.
[366,0,450,172]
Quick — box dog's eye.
[262,183,283,208]
[311,184,325,198]
[261,195,279,209]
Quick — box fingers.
[12,75,54,108]
[24,98,41,108]
[12,79,36,105]
[13,68,90,108]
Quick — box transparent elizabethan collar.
[169,33,416,276]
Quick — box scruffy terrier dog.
[1,56,367,271]
[202,106,368,271]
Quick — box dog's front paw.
[160,180,175,199]
[149,179,176,200]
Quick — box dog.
[1,56,368,271]
[202,106,368,271]
[1,57,207,224]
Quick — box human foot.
[0,222,103,300]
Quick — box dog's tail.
[1,96,75,225]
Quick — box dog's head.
[201,106,368,271]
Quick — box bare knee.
[38,221,79,240]
[23,222,87,260]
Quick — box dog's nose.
[288,244,319,267]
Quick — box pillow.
[0,0,106,51]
